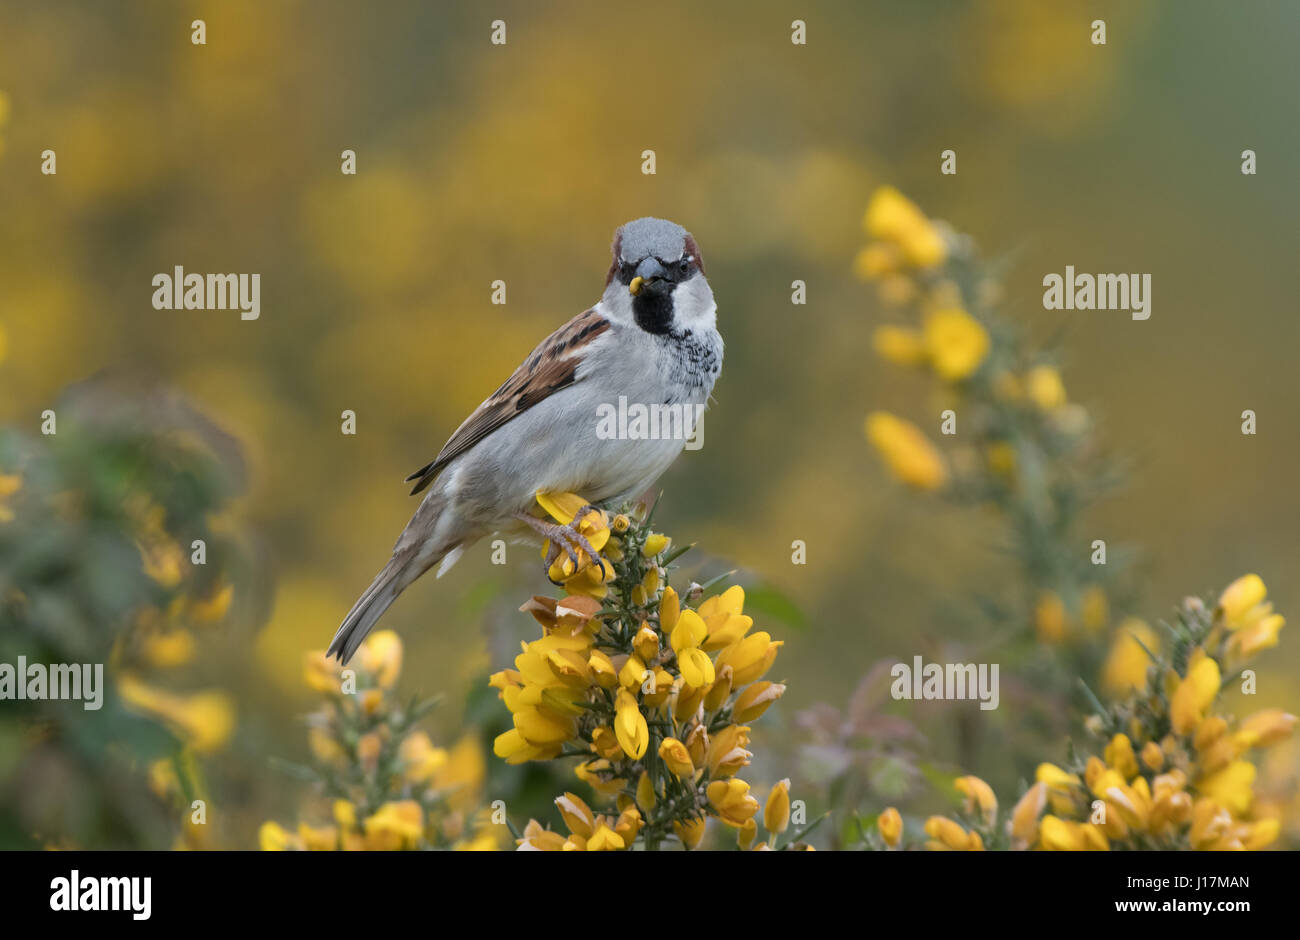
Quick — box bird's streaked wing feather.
[405,308,612,495]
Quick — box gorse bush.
[260,631,500,851]
[0,381,252,849]
[870,576,1290,851]
[854,188,1294,851]
[491,494,806,851]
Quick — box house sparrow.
[328,218,722,664]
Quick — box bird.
[327,217,723,664]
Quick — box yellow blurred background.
[1,0,1298,847]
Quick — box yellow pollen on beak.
[629,275,645,296]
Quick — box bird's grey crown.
[617,217,690,261]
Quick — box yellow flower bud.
[643,533,670,557]
[658,586,680,632]
[1216,574,1266,626]
[658,737,695,780]
[1170,655,1221,735]
[954,775,998,824]
[1034,591,1068,643]
[878,807,903,848]
[854,242,903,281]
[357,630,403,689]
[863,186,948,268]
[259,821,299,851]
[1234,709,1297,750]
[674,815,707,850]
[865,411,948,491]
[1039,815,1109,851]
[614,689,649,759]
[703,665,732,711]
[1009,782,1047,849]
[923,307,990,382]
[1036,763,1081,790]
[1025,365,1066,411]
[633,624,660,662]
[737,817,758,850]
[1104,734,1139,780]
[764,778,791,834]
[555,792,596,839]
[924,816,983,851]
[706,724,752,778]
[1101,619,1158,696]
[1081,585,1108,633]
[684,723,709,768]
[733,681,786,722]
[585,824,625,851]
[1196,761,1255,816]
[1226,613,1285,659]
[714,632,782,687]
[636,771,657,812]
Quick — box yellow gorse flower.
[1034,591,1069,643]
[1215,573,1285,660]
[535,491,614,594]
[924,816,984,851]
[1170,652,1220,736]
[764,779,792,834]
[117,675,235,753]
[865,411,948,491]
[923,307,990,382]
[1039,816,1108,852]
[658,737,695,780]
[877,807,903,848]
[1101,618,1158,697]
[1025,365,1067,412]
[1216,574,1266,626]
[863,186,948,269]
[362,800,424,850]
[1009,782,1047,849]
[614,688,649,759]
[707,778,760,829]
[954,775,997,825]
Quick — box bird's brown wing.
[405,308,613,495]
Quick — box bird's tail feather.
[328,553,421,665]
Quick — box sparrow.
[328,217,722,664]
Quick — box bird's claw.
[519,505,609,582]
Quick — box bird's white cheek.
[672,278,717,332]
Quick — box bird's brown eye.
[679,259,690,275]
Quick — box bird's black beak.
[629,258,669,296]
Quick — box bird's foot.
[513,505,610,584]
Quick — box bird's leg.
[513,507,609,583]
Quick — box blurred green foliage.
[0,380,257,848]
